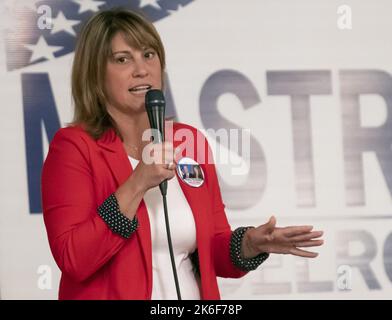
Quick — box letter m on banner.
[22,73,60,214]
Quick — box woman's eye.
[144,51,155,59]
[116,57,128,64]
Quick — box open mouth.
[128,85,152,93]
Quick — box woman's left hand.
[241,216,324,259]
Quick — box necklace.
[123,141,139,154]
[124,142,148,161]
[125,144,139,151]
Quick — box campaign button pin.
[176,157,205,187]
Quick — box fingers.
[254,216,277,241]
[165,162,175,170]
[157,164,175,182]
[281,225,313,237]
[162,142,174,165]
[294,239,324,248]
[287,231,323,242]
[265,216,276,233]
[290,247,319,258]
[162,169,176,181]
[146,142,175,166]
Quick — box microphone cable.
[161,190,182,300]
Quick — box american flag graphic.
[4,0,194,71]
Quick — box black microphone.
[145,89,182,300]
[145,89,167,196]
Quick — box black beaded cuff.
[98,193,138,239]
[230,226,269,272]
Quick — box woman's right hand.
[115,141,176,219]
[131,141,177,193]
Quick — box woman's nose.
[132,58,148,78]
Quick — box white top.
[128,156,201,300]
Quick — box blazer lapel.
[96,128,130,186]
[171,127,211,292]
[170,123,210,238]
[97,129,153,296]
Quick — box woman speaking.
[41,8,324,300]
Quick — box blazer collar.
[96,127,120,153]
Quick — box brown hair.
[70,8,166,139]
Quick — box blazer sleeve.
[41,128,129,283]
[203,135,248,279]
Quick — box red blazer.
[41,122,247,300]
